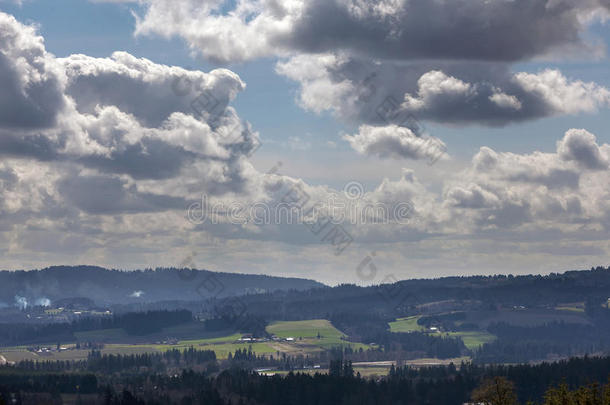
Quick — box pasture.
[266,319,344,339]
[389,316,425,333]
[1,319,382,364]
[266,319,372,353]
[446,331,496,350]
[388,315,496,350]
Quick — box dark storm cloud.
[0,167,17,190]
[289,0,590,62]
[0,54,64,129]
[0,13,66,129]
[80,138,196,180]
[557,128,610,170]
[58,174,186,215]
[130,0,610,153]
[277,56,610,132]
[133,0,610,63]
[0,132,62,161]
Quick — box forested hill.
[2,265,609,313]
[218,266,610,320]
[0,266,325,306]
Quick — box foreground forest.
[2,354,610,404]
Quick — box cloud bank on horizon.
[0,0,610,284]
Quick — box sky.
[0,0,610,285]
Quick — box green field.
[267,319,344,339]
[198,342,275,359]
[180,333,242,346]
[555,305,585,313]
[0,349,39,363]
[1,342,275,362]
[1,319,376,363]
[355,366,392,377]
[0,332,277,362]
[261,367,391,377]
[100,333,276,360]
[388,316,496,351]
[266,319,371,352]
[388,316,425,333]
[446,331,496,350]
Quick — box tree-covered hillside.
[0,266,325,306]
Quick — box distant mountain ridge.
[0,265,326,307]
[211,266,610,320]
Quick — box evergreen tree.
[472,377,518,405]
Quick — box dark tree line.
[93,356,610,405]
[5,348,217,375]
[202,314,268,337]
[74,310,194,336]
[4,353,610,404]
[475,319,610,363]
[0,372,98,395]
[0,310,194,345]
[86,348,217,373]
